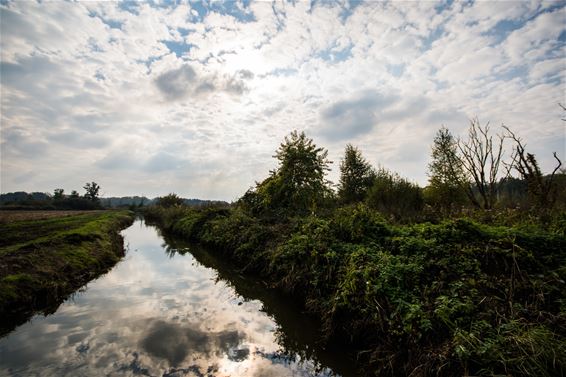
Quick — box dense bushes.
[145,203,566,376]
[143,129,565,375]
[366,168,424,220]
[154,193,185,208]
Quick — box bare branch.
[457,118,507,209]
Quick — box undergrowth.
[143,204,566,376]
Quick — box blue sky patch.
[421,26,444,51]
[339,0,363,22]
[434,0,455,14]
[265,68,298,77]
[93,14,123,30]
[137,55,163,71]
[118,1,140,15]
[484,19,526,45]
[387,64,405,78]
[317,42,352,63]
[208,0,256,23]
[189,0,208,21]
[163,40,194,58]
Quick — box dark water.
[0,219,355,376]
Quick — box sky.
[1,0,565,201]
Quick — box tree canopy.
[338,144,376,204]
[156,193,184,208]
[240,130,332,215]
[426,127,467,211]
[83,182,101,202]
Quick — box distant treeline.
[99,196,228,208]
[0,192,227,210]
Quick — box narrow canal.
[0,219,356,376]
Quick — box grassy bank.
[0,210,135,334]
[144,205,566,376]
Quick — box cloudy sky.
[1,0,564,200]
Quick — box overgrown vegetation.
[0,210,135,335]
[144,120,565,376]
[239,130,333,217]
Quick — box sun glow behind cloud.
[1,0,564,200]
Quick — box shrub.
[366,168,424,220]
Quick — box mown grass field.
[0,210,106,224]
[0,210,135,334]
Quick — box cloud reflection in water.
[0,220,342,376]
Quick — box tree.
[338,144,376,204]
[504,126,562,208]
[53,188,65,200]
[239,131,332,215]
[83,182,100,202]
[70,190,80,198]
[457,118,509,209]
[273,130,332,212]
[156,193,184,208]
[426,127,467,211]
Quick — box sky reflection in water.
[0,220,345,376]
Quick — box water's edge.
[159,227,357,376]
[0,219,357,376]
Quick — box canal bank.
[0,219,356,376]
[0,210,135,334]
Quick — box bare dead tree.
[457,118,507,209]
[503,126,563,208]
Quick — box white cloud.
[1,1,564,199]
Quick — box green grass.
[0,210,134,334]
[0,213,106,249]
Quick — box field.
[0,210,106,223]
[0,210,135,334]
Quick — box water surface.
[0,219,354,376]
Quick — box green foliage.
[338,144,376,204]
[147,203,566,376]
[238,174,284,216]
[366,167,424,219]
[331,204,390,243]
[144,123,566,375]
[83,181,101,202]
[239,131,332,216]
[143,204,193,229]
[53,188,64,200]
[56,197,101,210]
[156,193,185,208]
[200,208,271,258]
[426,127,468,212]
[506,126,564,210]
[335,246,429,339]
[453,320,565,376]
